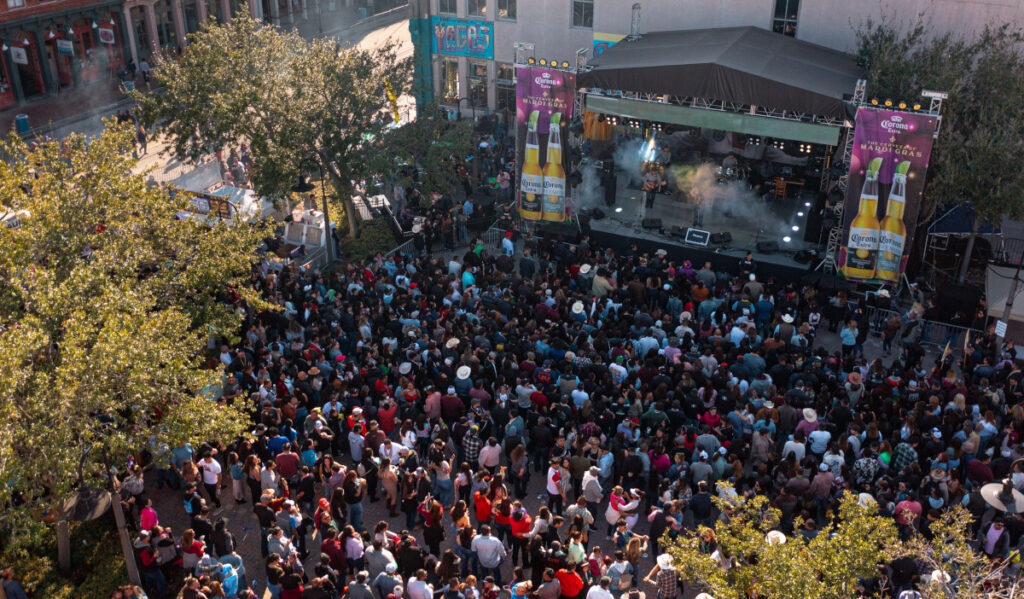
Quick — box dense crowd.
[107,217,1024,599]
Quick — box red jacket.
[510,512,532,539]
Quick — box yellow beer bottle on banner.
[842,157,883,280]
[876,160,911,282]
[519,110,544,220]
[542,112,567,222]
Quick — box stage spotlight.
[615,207,623,213]
[539,59,547,66]
[783,236,792,243]
[870,99,879,106]
[527,57,535,64]
[913,103,922,110]
[804,201,811,207]
[884,99,893,107]
[797,211,804,217]
[550,59,558,67]
[792,225,800,231]
[898,102,907,109]
[561,61,570,68]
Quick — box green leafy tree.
[856,20,1024,282]
[380,103,474,197]
[0,124,263,519]
[135,16,412,239]
[662,493,896,599]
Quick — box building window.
[571,0,593,28]
[438,0,456,15]
[440,58,459,103]
[468,0,486,17]
[496,63,514,114]
[6,0,24,8]
[497,0,515,20]
[772,0,799,37]
[468,61,488,108]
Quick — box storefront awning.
[585,94,841,145]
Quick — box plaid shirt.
[891,442,918,474]
[462,433,482,464]
[655,568,677,599]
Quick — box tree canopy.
[0,125,263,518]
[135,16,413,238]
[379,104,474,198]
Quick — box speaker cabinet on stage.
[670,226,688,239]
[642,218,663,229]
[756,241,780,254]
[537,222,582,244]
[602,173,617,206]
[711,231,733,244]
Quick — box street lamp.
[291,157,334,265]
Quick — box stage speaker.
[756,241,780,254]
[538,222,582,244]
[642,218,663,229]
[590,208,605,220]
[711,231,733,244]
[602,174,617,206]
[670,226,688,239]
[793,250,816,264]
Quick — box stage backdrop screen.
[839,107,938,283]
[516,67,575,222]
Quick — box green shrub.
[339,219,398,261]
[0,519,131,599]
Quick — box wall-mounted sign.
[56,39,74,56]
[98,28,115,44]
[431,16,493,60]
[10,46,28,65]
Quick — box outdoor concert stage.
[582,184,821,281]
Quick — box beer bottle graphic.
[542,112,567,222]
[519,110,544,220]
[875,160,911,282]
[842,157,883,280]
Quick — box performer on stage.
[642,165,661,209]
[691,190,704,226]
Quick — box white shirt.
[502,237,514,257]
[200,458,222,485]
[479,444,502,468]
[586,586,614,599]
[408,578,433,599]
[546,466,562,495]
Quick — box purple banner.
[839,107,938,283]
[516,67,575,221]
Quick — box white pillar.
[123,4,139,66]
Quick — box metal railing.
[384,237,417,259]
[860,305,984,349]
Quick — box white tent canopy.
[986,265,1024,324]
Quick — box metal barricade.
[861,305,983,349]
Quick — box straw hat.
[571,301,584,314]
[781,314,794,323]
[765,530,787,545]
[579,264,592,274]
[981,480,1024,513]
[803,408,817,423]
[456,365,471,380]
[929,468,947,483]
[656,554,674,569]
[857,493,877,509]
[398,362,412,375]
[847,371,862,385]
[445,338,459,349]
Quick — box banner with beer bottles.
[839,107,938,282]
[515,67,575,221]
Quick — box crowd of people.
[32,129,1011,599]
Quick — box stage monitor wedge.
[685,228,711,247]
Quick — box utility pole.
[996,248,1024,347]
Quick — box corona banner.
[839,107,938,282]
[515,67,575,221]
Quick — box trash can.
[14,114,29,135]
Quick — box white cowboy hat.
[656,554,674,569]
[456,365,471,380]
[765,530,787,545]
[878,289,890,298]
[571,301,584,314]
[803,408,817,423]
[398,362,412,375]
[858,493,877,509]
[445,338,459,349]
[579,264,592,274]
[763,401,775,409]
[781,314,794,323]
[655,248,667,256]
[930,570,951,584]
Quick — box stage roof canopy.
[579,26,864,119]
